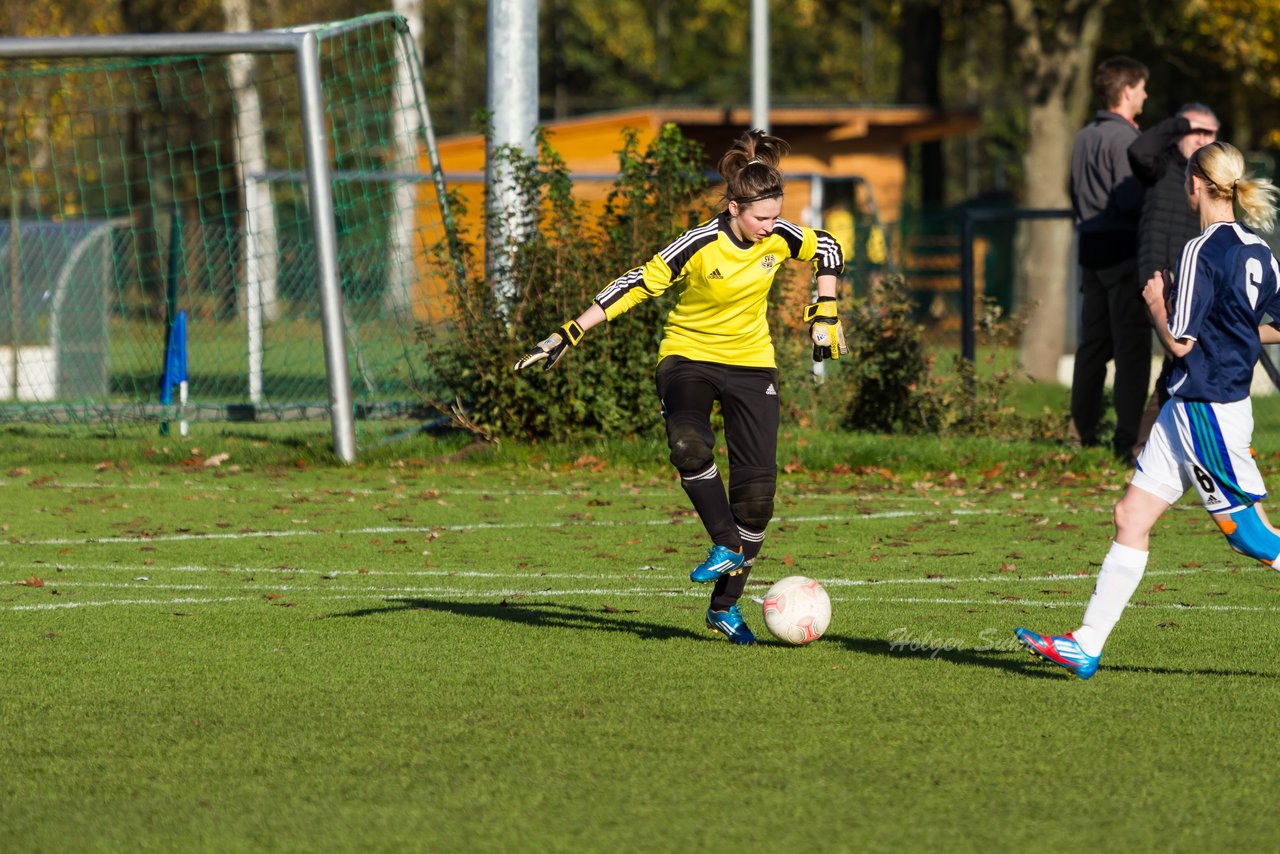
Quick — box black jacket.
[1128,115,1201,283]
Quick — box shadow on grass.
[823,633,1063,679]
[825,633,1280,680]
[327,600,1280,677]
[328,596,709,642]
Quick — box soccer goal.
[0,13,462,461]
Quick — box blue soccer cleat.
[689,544,745,584]
[1014,627,1100,680]
[706,604,756,645]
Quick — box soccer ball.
[761,575,831,645]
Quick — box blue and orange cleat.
[1014,627,1100,680]
[689,544,745,584]
[706,604,756,645]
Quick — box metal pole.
[296,32,357,464]
[245,174,264,404]
[809,175,825,383]
[7,189,20,399]
[0,32,302,58]
[960,211,976,363]
[751,0,769,132]
[957,207,1073,365]
[486,0,538,307]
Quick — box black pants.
[1071,258,1151,460]
[656,356,779,610]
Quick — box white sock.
[1073,541,1148,657]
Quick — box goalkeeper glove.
[803,297,848,362]
[512,320,585,373]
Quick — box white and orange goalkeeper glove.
[512,320,585,373]
[803,297,848,362]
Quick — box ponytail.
[1189,141,1280,232]
[718,129,789,208]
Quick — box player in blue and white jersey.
[1016,141,1280,679]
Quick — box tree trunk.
[1016,95,1074,380]
[386,0,425,314]
[224,0,280,323]
[1005,0,1108,382]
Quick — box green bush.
[842,273,1065,439]
[425,124,711,441]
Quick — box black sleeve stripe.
[775,218,806,257]
[659,219,720,278]
[814,230,844,275]
[594,220,719,310]
[595,266,646,309]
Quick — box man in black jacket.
[1128,104,1220,456]
[1068,56,1150,462]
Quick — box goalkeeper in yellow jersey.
[513,129,846,645]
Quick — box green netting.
[0,13,456,448]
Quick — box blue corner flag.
[160,310,188,405]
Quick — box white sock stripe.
[681,462,720,483]
[737,527,766,542]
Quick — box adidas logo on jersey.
[708,268,724,279]
[765,383,777,396]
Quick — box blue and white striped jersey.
[1168,221,1280,402]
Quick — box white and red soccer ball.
[761,575,831,645]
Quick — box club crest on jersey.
[759,254,778,270]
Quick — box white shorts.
[1132,397,1268,512]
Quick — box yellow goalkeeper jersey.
[594,212,844,368]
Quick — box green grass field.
[3,427,1280,851]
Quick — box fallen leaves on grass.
[572,454,606,472]
[16,576,44,587]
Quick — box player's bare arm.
[1143,270,1194,358]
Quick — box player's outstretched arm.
[512,303,606,373]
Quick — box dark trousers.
[656,356,779,610]
[1071,258,1151,459]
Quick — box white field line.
[0,560,1231,588]
[4,508,1001,547]
[4,479,1009,503]
[5,482,681,498]
[0,566,1216,595]
[7,585,1280,615]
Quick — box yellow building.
[416,105,979,319]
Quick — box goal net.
[0,13,460,460]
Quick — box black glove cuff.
[802,297,839,323]
[560,320,585,346]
